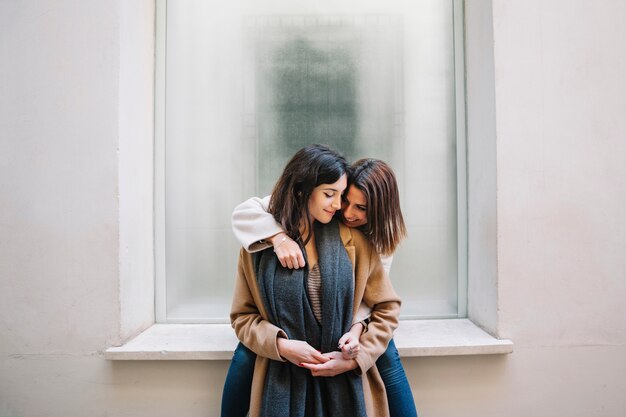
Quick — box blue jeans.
[376,339,418,417]
[221,339,417,417]
[221,343,255,417]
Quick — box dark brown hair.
[349,158,407,255]
[268,144,349,245]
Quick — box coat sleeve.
[379,253,394,275]
[352,252,394,323]
[352,302,373,324]
[230,249,287,362]
[231,196,284,253]
[353,246,401,375]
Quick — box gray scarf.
[254,219,367,417]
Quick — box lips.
[342,214,358,223]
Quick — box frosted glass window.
[155,0,466,323]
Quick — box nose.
[331,194,342,210]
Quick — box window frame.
[110,0,509,357]
[153,0,470,324]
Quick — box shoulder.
[339,223,375,258]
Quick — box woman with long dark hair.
[228,145,401,417]
[223,156,417,417]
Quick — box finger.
[284,256,294,269]
[345,339,358,351]
[337,335,349,348]
[307,362,335,377]
[341,347,354,360]
[300,362,320,371]
[311,350,330,363]
[297,253,306,268]
[341,344,357,359]
[304,361,330,371]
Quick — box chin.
[342,218,364,228]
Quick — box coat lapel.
[339,223,367,320]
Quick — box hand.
[271,233,306,269]
[277,338,329,367]
[301,351,358,377]
[337,325,362,360]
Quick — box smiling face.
[341,185,368,228]
[307,174,348,224]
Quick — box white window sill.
[105,319,513,360]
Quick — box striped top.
[308,264,322,322]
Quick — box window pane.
[158,0,462,322]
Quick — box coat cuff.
[257,324,288,362]
[353,353,375,376]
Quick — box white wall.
[0,1,624,417]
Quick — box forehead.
[345,185,367,203]
[314,174,347,192]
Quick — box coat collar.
[338,221,354,248]
[338,222,356,270]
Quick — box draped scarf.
[253,218,367,417]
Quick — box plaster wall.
[493,0,626,347]
[0,0,121,358]
[0,1,624,416]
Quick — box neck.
[299,217,314,244]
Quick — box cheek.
[312,195,330,211]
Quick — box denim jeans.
[376,339,418,417]
[221,339,417,417]
[221,342,255,417]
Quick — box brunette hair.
[349,158,407,255]
[268,144,349,245]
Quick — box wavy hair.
[268,144,349,245]
[349,158,407,255]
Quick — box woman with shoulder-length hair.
[229,144,401,417]
[224,156,417,417]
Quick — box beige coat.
[230,222,401,417]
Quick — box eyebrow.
[344,195,367,205]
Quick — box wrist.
[270,232,286,245]
[276,337,288,358]
[349,322,364,336]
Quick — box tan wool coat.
[230,222,402,417]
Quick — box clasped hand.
[277,339,358,377]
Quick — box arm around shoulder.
[231,196,283,253]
